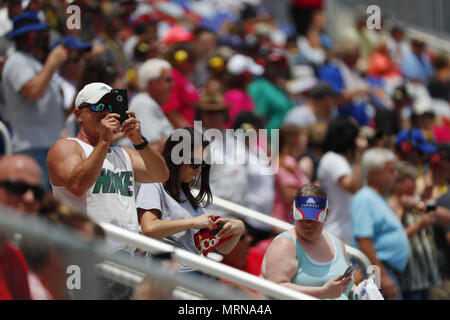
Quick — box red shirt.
[162,68,199,126]
[0,242,32,300]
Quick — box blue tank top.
[276,231,353,300]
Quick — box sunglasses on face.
[79,102,112,113]
[0,180,45,201]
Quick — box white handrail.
[195,190,373,271]
[100,222,317,300]
[0,121,12,155]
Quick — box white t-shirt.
[136,183,204,272]
[317,151,353,245]
[242,144,274,231]
[206,130,248,218]
[1,51,64,152]
[52,138,140,253]
[283,105,317,128]
[120,92,173,146]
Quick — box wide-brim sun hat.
[75,82,113,108]
[193,91,230,112]
[8,10,49,39]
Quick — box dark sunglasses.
[188,158,207,169]
[0,180,45,201]
[79,102,112,113]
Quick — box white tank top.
[52,138,139,253]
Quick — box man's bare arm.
[47,139,109,196]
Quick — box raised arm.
[20,45,68,100]
[121,111,169,183]
[47,113,122,196]
[47,138,109,196]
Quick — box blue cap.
[52,36,92,52]
[396,129,437,154]
[293,196,328,223]
[8,11,49,39]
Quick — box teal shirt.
[350,186,409,272]
[277,231,353,300]
[248,78,295,131]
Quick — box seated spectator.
[427,54,450,102]
[350,148,409,300]
[386,24,409,66]
[284,81,337,129]
[121,58,174,153]
[395,128,437,178]
[273,125,310,224]
[223,53,263,129]
[0,153,46,300]
[298,122,328,183]
[262,184,354,300]
[248,51,295,131]
[401,37,434,85]
[194,91,249,220]
[136,127,245,275]
[388,161,441,300]
[318,35,372,126]
[52,36,93,113]
[375,84,413,147]
[232,111,275,244]
[296,9,330,69]
[163,42,200,128]
[317,117,365,245]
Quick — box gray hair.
[361,148,397,184]
[138,58,172,90]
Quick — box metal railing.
[100,222,317,300]
[0,205,250,300]
[0,120,12,155]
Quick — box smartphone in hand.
[110,89,129,125]
[343,265,355,278]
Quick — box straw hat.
[193,91,230,111]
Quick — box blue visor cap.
[293,196,328,223]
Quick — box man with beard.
[1,11,67,189]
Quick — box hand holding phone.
[343,265,355,278]
[110,89,129,125]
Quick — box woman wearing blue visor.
[262,184,355,299]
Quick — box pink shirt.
[224,89,255,128]
[272,155,310,223]
[162,68,199,126]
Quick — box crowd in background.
[0,0,449,300]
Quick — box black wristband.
[133,136,148,150]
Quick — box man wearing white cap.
[47,82,169,254]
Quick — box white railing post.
[0,121,12,155]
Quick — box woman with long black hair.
[136,127,245,273]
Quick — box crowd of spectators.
[0,0,449,300]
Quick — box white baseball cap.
[227,54,264,76]
[75,82,113,108]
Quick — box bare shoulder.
[264,233,297,261]
[48,138,84,161]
